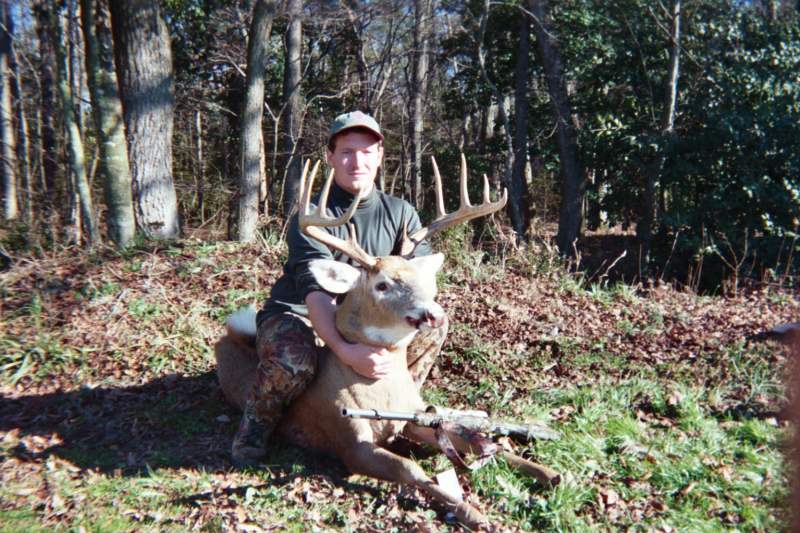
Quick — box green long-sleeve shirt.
[257,182,431,327]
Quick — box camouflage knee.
[249,313,320,421]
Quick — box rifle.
[341,407,560,443]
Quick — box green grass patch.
[0,334,85,385]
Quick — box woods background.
[1,0,798,290]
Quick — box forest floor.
[0,233,797,531]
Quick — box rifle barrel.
[341,408,419,422]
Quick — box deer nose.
[405,304,445,330]
[423,307,445,329]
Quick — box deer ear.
[308,259,362,294]
[408,253,445,277]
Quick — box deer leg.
[342,439,489,530]
[403,425,561,488]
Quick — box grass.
[0,239,792,531]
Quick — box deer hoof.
[453,502,490,530]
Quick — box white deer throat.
[337,300,418,348]
[362,325,418,348]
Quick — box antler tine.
[316,168,334,218]
[300,159,319,216]
[430,157,446,219]
[459,153,471,209]
[297,160,377,270]
[401,154,508,257]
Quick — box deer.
[215,156,560,529]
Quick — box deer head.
[298,156,507,348]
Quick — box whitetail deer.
[216,156,559,528]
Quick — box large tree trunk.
[238,0,276,242]
[0,0,17,221]
[409,0,431,210]
[638,0,681,264]
[110,0,180,239]
[510,11,532,238]
[53,3,99,246]
[279,0,303,218]
[81,0,135,247]
[528,0,584,255]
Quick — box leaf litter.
[0,240,797,530]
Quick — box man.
[232,111,448,466]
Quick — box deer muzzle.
[405,303,445,330]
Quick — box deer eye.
[375,281,389,292]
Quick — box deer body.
[216,157,556,528]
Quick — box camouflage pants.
[245,311,449,423]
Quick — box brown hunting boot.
[231,402,276,467]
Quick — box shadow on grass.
[0,372,349,483]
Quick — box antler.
[400,154,508,257]
[297,159,378,270]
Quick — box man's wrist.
[329,338,351,362]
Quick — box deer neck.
[335,296,416,353]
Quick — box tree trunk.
[638,0,681,264]
[68,0,86,137]
[409,0,431,210]
[35,4,58,209]
[53,3,98,246]
[110,0,180,239]
[196,110,205,224]
[279,0,303,217]
[528,0,584,255]
[238,0,276,242]
[10,36,31,225]
[0,0,17,221]
[81,0,136,247]
[510,11,532,238]
[477,0,515,227]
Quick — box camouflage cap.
[328,111,384,143]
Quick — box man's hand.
[334,342,396,380]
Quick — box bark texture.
[110,0,179,239]
[53,5,98,245]
[9,23,31,224]
[279,0,303,217]
[510,12,532,238]
[238,0,276,242]
[81,0,135,247]
[0,0,17,220]
[410,0,432,210]
[35,4,58,205]
[528,0,585,255]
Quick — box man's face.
[326,130,384,196]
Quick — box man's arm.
[305,290,396,379]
